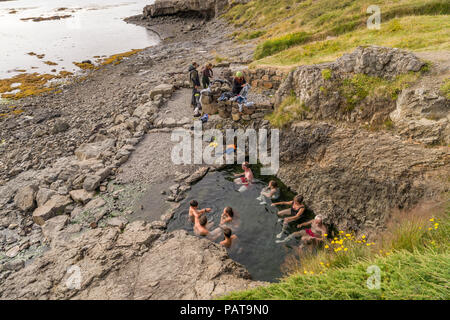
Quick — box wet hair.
[223,227,232,238]
[242,161,249,169]
[269,180,278,188]
[190,200,198,208]
[199,215,207,226]
[225,206,234,218]
[294,195,303,204]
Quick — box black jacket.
[189,65,200,87]
[232,77,246,95]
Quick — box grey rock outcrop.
[14,184,38,212]
[143,0,229,19]
[275,46,425,125]
[0,222,262,300]
[32,195,72,226]
[390,80,449,145]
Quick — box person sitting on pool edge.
[189,200,211,223]
[276,215,327,246]
[220,227,237,248]
[233,162,254,186]
[257,180,280,205]
[272,195,306,239]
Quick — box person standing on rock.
[201,63,214,88]
[189,62,201,108]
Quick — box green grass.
[221,201,450,300]
[223,249,449,300]
[440,78,450,99]
[265,93,310,127]
[224,0,450,68]
[254,15,450,68]
[339,72,420,111]
[254,32,311,59]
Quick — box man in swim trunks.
[194,215,211,236]
[189,200,211,223]
[234,161,254,186]
[276,214,327,245]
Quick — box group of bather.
[188,162,328,250]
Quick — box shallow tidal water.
[0,0,158,78]
[167,168,301,282]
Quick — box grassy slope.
[224,0,450,68]
[222,204,450,300]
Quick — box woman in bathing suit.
[272,195,306,239]
[272,195,305,220]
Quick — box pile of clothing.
[220,84,255,112]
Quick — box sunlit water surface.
[0,0,158,78]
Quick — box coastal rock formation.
[278,122,449,233]
[0,222,261,300]
[390,79,449,145]
[275,45,449,144]
[275,46,426,125]
[143,0,229,19]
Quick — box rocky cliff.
[143,0,230,19]
[278,122,448,234]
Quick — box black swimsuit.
[291,204,304,215]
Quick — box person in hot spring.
[234,162,254,192]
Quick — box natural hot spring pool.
[167,168,305,282]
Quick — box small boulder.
[84,197,106,211]
[32,195,73,226]
[107,216,128,230]
[74,139,116,161]
[69,189,95,204]
[42,215,69,244]
[83,175,102,192]
[150,84,174,99]
[36,188,57,207]
[14,184,38,212]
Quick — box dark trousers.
[202,76,210,89]
[191,88,198,108]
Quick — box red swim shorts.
[240,177,249,185]
[305,229,318,238]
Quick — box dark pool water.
[167,168,301,282]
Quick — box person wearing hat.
[232,71,247,95]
